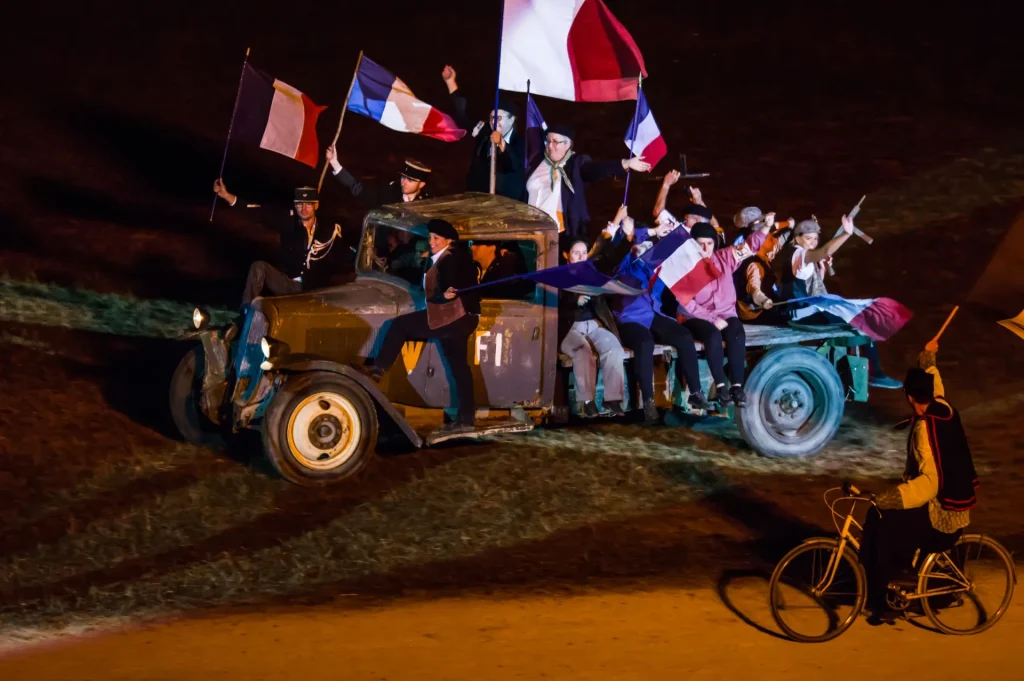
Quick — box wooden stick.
[317,50,364,192]
[931,305,960,342]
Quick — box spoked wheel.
[768,538,867,642]
[918,534,1015,635]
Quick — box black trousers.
[241,261,302,305]
[618,316,701,401]
[374,311,479,425]
[683,317,746,385]
[861,505,957,611]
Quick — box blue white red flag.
[525,93,547,169]
[641,227,722,305]
[624,89,666,168]
[347,57,465,141]
[790,294,913,341]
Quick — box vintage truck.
[170,193,874,486]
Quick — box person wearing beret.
[526,125,652,246]
[326,144,431,209]
[442,65,526,200]
[860,339,977,623]
[212,180,348,305]
[654,176,727,248]
[359,219,482,433]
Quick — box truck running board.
[425,419,534,446]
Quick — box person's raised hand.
[841,213,855,235]
[612,204,628,225]
[624,156,652,172]
[441,65,457,93]
[489,129,505,150]
[663,169,681,187]
[690,186,704,205]
[622,215,635,239]
[925,339,939,354]
[213,178,228,197]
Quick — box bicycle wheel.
[919,534,1015,635]
[768,537,867,642]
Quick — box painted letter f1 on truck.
[171,193,878,486]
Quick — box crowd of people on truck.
[211,62,904,432]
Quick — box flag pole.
[524,79,531,170]
[318,50,365,193]
[622,74,643,206]
[210,47,251,222]
[489,0,506,194]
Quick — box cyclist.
[861,339,979,623]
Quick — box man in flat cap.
[212,179,348,305]
[359,219,481,433]
[860,339,977,623]
[325,145,431,208]
[526,124,651,246]
[442,65,525,200]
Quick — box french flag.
[347,56,465,142]
[231,65,326,167]
[644,227,722,306]
[790,295,913,341]
[624,89,666,168]
[499,0,647,102]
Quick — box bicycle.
[768,482,1016,642]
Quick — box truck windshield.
[357,221,431,288]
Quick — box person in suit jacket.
[359,219,481,432]
[326,145,431,209]
[442,65,525,200]
[525,124,651,249]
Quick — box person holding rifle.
[781,216,901,388]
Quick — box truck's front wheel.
[262,372,378,486]
[736,346,845,458]
[169,345,226,447]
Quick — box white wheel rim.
[286,391,362,471]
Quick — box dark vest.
[906,399,979,511]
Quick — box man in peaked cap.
[358,218,482,434]
[213,180,348,305]
[442,64,526,200]
[326,145,431,209]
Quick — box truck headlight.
[193,307,210,330]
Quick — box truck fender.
[269,353,423,449]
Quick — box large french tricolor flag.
[499,0,647,102]
[645,227,722,306]
[624,89,666,168]
[347,56,465,142]
[231,65,326,167]
[791,295,913,341]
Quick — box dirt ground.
[2,0,1024,674]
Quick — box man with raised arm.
[861,339,978,624]
[325,144,431,208]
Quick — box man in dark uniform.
[212,179,349,305]
[358,219,481,433]
[325,144,430,208]
[441,64,525,200]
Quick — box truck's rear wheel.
[262,371,378,486]
[169,345,226,447]
[736,346,844,458]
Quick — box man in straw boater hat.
[325,144,431,208]
[860,338,978,624]
[212,180,346,305]
[355,219,481,435]
[526,123,651,250]
[441,64,526,200]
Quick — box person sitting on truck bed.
[780,217,902,389]
[470,240,534,299]
[611,212,714,424]
[357,219,480,435]
[560,237,627,418]
[678,219,772,407]
[733,208,793,325]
